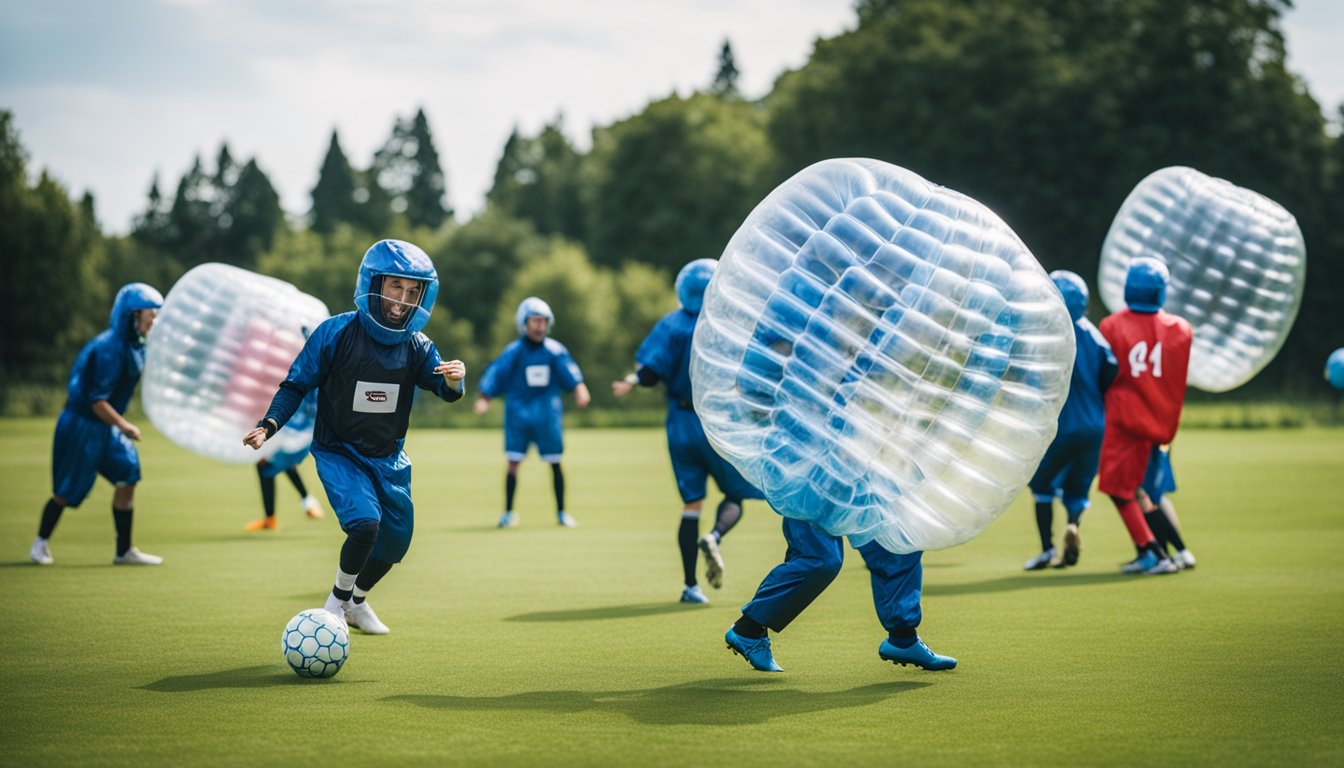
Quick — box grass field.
[2,419,1342,767]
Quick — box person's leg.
[678,500,705,601]
[1099,429,1169,571]
[104,430,158,564]
[1057,438,1102,567]
[37,413,103,562]
[538,411,572,526]
[1026,441,1070,566]
[726,518,844,672]
[247,462,280,531]
[346,451,416,634]
[500,415,527,527]
[858,544,956,670]
[313,447,382,617]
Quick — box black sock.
[887,627,918,647]
[258,473,277,518]
[338,520,379,575]
[505,473,518,512]
[1144,511,1179,554]
[332,586,353,601]
[285,467,308,498]
[38,499,65,539]
[711,500,742,540]
[1154,509,1186,551]
[1035,501,1054,551]
[678,515,699,587]
[732,615,767,639]
[551,464,565,513]
[354,558,394,599]
[113,506,133,556]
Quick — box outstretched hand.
[437,359,466,384]
[242,428,267,450]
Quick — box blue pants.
[313,444,414,563]
[1029,427,1103,515]
[667,407,763,504]
[742,517,924,633]
[504,410,564,462]
[51,410,141,507]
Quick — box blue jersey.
[636,309,696,406]
[1057,317,1118,439]
[479,337,584,426]
[63,326,145,418]
[262,312,462,458]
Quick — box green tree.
[486,116,585,241]
[582,92,773,273]
[711,39,741,99]
[0,111,106,386]
[433,208,551,338]
[310,130,360,234]
[221,158,284,265]
[373,108,450,230]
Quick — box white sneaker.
[301,495,323,519]
[1023,547,1056,571]
[498,511,517,528]
[30,537,53,566]
[698,534,725,588]
[344,601,390,634]
[113,547,163,565]
[557,510,577,527]
[1176,549,1196,569]
[1144,557,1180,575]
[323,594,349,625]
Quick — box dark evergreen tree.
[309,130,359,234]
[372,108,449,229]
[486,116,584,241]
[711,39,741,99]
[221,158,283,266]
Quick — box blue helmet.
[515,297,554,336]
[354,239,439,344]
[1124,257,1169,314]
[675,258,717,314]
[1326,348,1344,390]
[110,282,164,343]
[1049,270,1089,322]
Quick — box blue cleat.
[680,584,709,604]
[878,637,957,671]
[557,511,577,528]
[725,628,783,672]
[497,511,517,528]
[1120,550,1160,573]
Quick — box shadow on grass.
[505,602,711,622]
[138,665,365,692]
[926,571,1140,597]
[386,677,930,725]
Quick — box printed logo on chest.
[353,380,399,413]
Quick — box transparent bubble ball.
[691,158,1075,554]
[1098,166,1306,392]
[143,263,329,463]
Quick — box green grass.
[2,420,1342,767]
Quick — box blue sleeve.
[635,315,679,380]
[478,342,516,398]
[551,341,583,391]
[87,337,126,405]
[263,316,340,429]
[414,336,464,402]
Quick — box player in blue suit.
[612,259,764,604]
[31,283,165,566]
[1023,270,1119,570]
[243,240,466,635]
[474,297,591,528]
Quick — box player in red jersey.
[1098,258,1191,575]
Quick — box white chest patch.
[352,380,399,413]
[525,364,551,388]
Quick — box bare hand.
[242,428,268,450]
[473,397,490,415]
[611,380,634,398]
[574,383,592,409]
[436,359,466,383]
[121,422,142,442]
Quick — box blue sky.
[2,0,1340,234]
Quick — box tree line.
[3,0,1341,416]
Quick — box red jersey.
[1099,309,1192,444]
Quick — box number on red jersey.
[1127,341,1164,378]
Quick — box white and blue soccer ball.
[282,609,349,678]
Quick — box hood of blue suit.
[514,297,554,336]
[675,258,717,315]
[1049,270,1088,322]
[355,239,439,345]
[1124,257,1169,314]
[110,282,164,344]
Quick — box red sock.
[1112,497,1155,547]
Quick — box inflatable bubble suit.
[143,264,329,463]
[691,158,1075,554]
[1098,166,1306,393]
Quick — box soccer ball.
[282,609,349,678]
